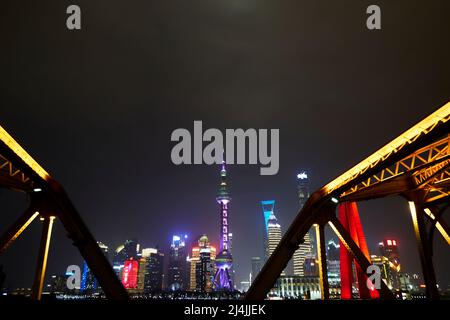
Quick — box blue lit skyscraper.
[261,200,277,261]
[80,261,97,293]
[261,200,275,236]
[167,234,188,291]
[80,241,108,293]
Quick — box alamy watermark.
[170,121,279,175]
[366,264,381,290]
[66,265,81,290]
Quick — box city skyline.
[1,167,449,292]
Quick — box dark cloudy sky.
[1,0,449,290]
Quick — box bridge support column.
[314,223,329,300]
[329,217,395,300]
[408,201,439,300]
[31,216,55,300]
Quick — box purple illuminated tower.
[213,161,233,291]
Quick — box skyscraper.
[189,235,216,292]
[121,258,139,289]
[261,200,285,276]
[379,239,401,268]
[261,200,275,238]
[214,162,233,291]
[378,239,401,290]
[293,172,313,276]
[370,255,397,290]
[143,248,164,293]
[167,234,188,291]
[326,240,341,298]
[80,241,109,294]
[267,209,282,259]
[262,203,285,277]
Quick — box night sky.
[1,1,449,290]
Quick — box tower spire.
[214,162,233,291]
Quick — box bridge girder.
[0,125,128,300]
[246,101,450,300]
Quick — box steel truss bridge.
[0,101,449,300]
[246,101,450,300]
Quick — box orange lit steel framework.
[246,101,450,300]
[0,126,128,300]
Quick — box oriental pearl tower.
[213,161,233,291]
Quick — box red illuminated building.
[121,258,139,289]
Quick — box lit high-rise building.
[262,202,283,281]
[261,200,275,243]
[370,255,397,290]
[214,162,233,291]
[189,235,216,292]
[80,261,97,293]
[261,200,280,260]
[326,240,341,298]
[137,257,147,293]
[378,239,401,290]
[293,172,313,276]
[379,239,401,268]
[167,234,188,291]
[122,258,139,289]
[266,210,282,259]
[80,241,109,294]
[139,247,164,293]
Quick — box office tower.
[267,211,282,258]
[296,172,309,207]
[370,255,397,290]
[378,239,401,290]
[189,235,216,292]
[327,240,340,261]
[261,200,276,259]
[261,200,275,241]
[80,241,109,294]
[80,261,97,293]
[250,257,262,283]
[293,172,313,276]
[214,162,233,291]
[326,240,341,297]
[121,258,139,289]
[379,239,401,268]
[113,239,139,278]
[137,257,147,293]
[140,248,164,293]
[167,234,188,291]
